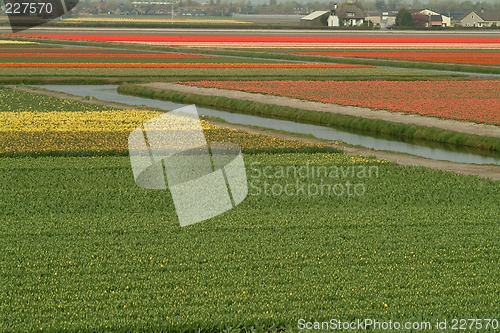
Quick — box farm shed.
[300,11,330,26]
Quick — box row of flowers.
[0,110,155,155]
[0,40,37,44]
[0,63,375,68]
[10,34,500,44]
[0,110,160,133]
[0,47,102,51]
[63,17,250,24]
[0,53,215,59]
[184,80,500,125]
[132,43,500,49]
[294,51,500,66]
[6,34,500,50]
[0,110,337,156]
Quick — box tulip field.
[0,30,499,332]
[185,80,500,125]
[9,33,500,49]
[0,42,456,80]
[63,16,252,25]
[1,63,374,69]
[294,51,500,66]
[0,87,337,156]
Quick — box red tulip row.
[295,51,500,65]
[184,80,500,125]
[0,63,374,68]
[10,33,500,45]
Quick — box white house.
[459,10,500,27]
[338,4,365,26]
[325,3,366,27]
[327,13,340,27]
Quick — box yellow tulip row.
[0,40,38,44]
[63,17,250,24]
[0,110,159,155]
[0,110,162,133]
[0,110,346,156]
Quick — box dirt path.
[12,85,500,180]
[144,82,500,139]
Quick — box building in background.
[411,9,451,27]
[322,3,365,27]
[459,10,500,27]
[336,3,365,26]
[300,10,330,26]
[380,11,397,28]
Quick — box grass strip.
[118,83,500,153]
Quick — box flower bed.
[294,51,500,66]
[184,80,500,125]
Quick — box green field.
[1,154,499,332]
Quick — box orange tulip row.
[0,63,374,68]
[185,80,500,125]
[295,51,500,66]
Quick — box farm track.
[14,84,500,180]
